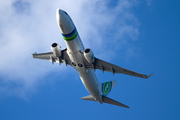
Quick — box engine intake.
[84,48,95,64]
[51,43,61,57]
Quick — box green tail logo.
[102,81,112,96]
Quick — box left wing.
[32,49,72,66]
[80,53,152,79]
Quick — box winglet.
[32,52,37,55]
[145,73,153,79]
[31,52,37,58]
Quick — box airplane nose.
[56,9,70,25]
[56,9,74,34]
[56,9,63,23]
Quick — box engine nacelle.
[51,43,61,57]
[84,48,95,64]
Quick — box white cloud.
[0,0,140,98]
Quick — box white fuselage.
[56,9,102,103]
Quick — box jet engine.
[84,48,95,64]
[51,43,61,57]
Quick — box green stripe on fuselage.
[63,31,78,41]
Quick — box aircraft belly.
[65,35,87,71]
[57,11,102,103]
[65,35,84,53]
[66,38,102,102]
[79,70,102,103]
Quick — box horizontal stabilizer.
[102,95,129,108]
[81,95,97,101]
[82,95,129,108]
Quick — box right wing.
[32,48,72,66]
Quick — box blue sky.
[0,0,180,120]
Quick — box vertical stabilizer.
[100,80,117,96]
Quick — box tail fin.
[101,80,117,96]
[82,80,129,108]
[102,95,129,108]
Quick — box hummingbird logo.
[102,82,112,96]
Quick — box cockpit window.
[63,11,68,15]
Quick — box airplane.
[32,9,153,108]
